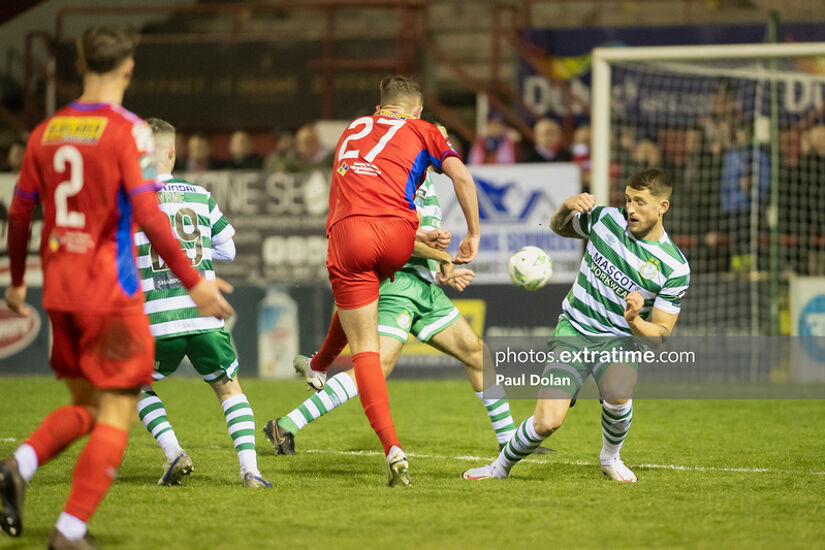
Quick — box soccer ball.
[508,246,553,291]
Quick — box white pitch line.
[0,438,17,443]
[304,449,825,476]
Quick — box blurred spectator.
[264,128,297,173]
[6,141,25,173]
[187,133,222,171]
[632,139,661,167]
[797,124,825,274]
[522,118,571,163]
[174,132,188,172]
[571,125,591,191]
[228,130,263,170]
[277,123,333,172]
[720,123,769,271]
[469,113,516,165]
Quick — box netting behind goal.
[599,50,825,336]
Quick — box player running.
[311,76,480,486]
[134,118,270,489]
[264,120,549,457]
[462,168,689,483]
[0,25,232,549]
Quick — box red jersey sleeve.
[8,141,41,286]
[117,121,201,290]
[419,122,461,171]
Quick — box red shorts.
[48,309,155,389]
[327,216,418,309]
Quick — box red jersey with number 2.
[326,112,459,234]
[14,101,164,312]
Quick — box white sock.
[221,394,259,476]
[156,431,183,462]
[475,392,517,445]
[13,444,38,482]
[493,416,545,473]
[600,400,633,464]
[56,512,87,541]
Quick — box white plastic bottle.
[258,288,298,379]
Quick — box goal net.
[591,43,825,336]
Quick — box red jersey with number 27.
[10,101,200,313]
[327,112,459,234]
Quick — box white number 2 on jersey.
[54,145,86,228]
[337,117,406,163]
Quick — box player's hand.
[454,234,480,264]
[440,268,475,292]
[188,277,235,320]
[438,260,455,284]
[4,285,30,317]
[421,228,451,250]
[623,290,644,323]
[563,193,596,214]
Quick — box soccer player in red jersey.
[0,25,233,549]
[308,76,480,486]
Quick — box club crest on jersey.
[337,162,350,176]
[396,311,411,330]
[639,259,659,280]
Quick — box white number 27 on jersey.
[337,117,406,163]
[54,145,86,228]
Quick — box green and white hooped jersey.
[134,174,235,338]
[564,206,690,337]
[400,174,441,284]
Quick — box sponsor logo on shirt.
[351,161,382,176]
[587,250,637,299]
[337,162,349,176]
[43,117,108,144]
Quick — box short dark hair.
[379,76,423,107]
[77,24,139,75]
[421,111,445,127]
[146,117,175,138]
[627,168,671,199]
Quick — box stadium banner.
[521,23,825,121]
[430,163,582,285]
[182,169,331,285]
[54,39,394,129]
[790,276,825,382]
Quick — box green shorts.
[542,316,641,397]
[377,271,460,343]
[153,327,239,384]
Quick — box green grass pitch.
[1,376,824,549]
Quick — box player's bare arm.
[4,286,30,317]
[550,193,595,239]
[623,290,678,347]
[441,156,480,264]
[438,267,475,292]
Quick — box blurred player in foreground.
[134,118,270,489]
[264,119,550,456]
[0,25,232,549]
[463,168,689,483]
[309,76,480,486]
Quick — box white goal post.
[591,41,825,206]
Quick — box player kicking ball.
[298,76,480,487]
[264,120,551,457]
[133,118,270,489]
[462,168,690,483]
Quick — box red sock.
[63,423,128,522]
[310,311,348,372]
[353,351,399,454]
[24,405,95,466]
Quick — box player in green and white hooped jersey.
[463,168,690,483]
[263,121,532,457]
[134,118,270,488]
